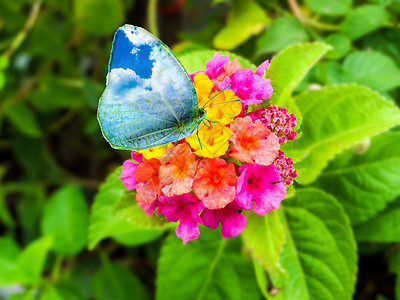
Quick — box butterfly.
[97,25,208,152]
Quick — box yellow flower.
[137,143,173,159]
[186,122,232,158]
[193,73,242,125]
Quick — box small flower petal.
[186,122,232,158]
[120,160,139,190]
[229,116,280,165]
[159,144,198,196]
[235,163,287,216]
[193,158,237,209]
[201,202,247,238]
[159,193,202,244]
[135,157,162,210]
[255,59,270,76]
[137,143,173,159]
[120,152,143,190]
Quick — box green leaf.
[11,136,61,180]
[314,132,400,225]
[156,228,260,300]
[324,34,351,60]
[305,0,351,15]
[41,185,89,255]
[339,5,389,40]
[314,61,344,85]
[0,167,14,227]
[353,197,400,242]
[16,183,46,244]
[270,189,357,300]
[74,0,124,35]
[89,167,142,249]
[25,12,66,60]
[110,190,165,245]
[112,229,163,246]
[5,103,42,138]
[29,77,87,112]
[15,236,53,285]
[265,42,332,115]
[111,190,167,228]
[362,29,400,66]
[252,260,269,299]
[292,84,400,184]
[0,72,5,90]
[242,210,285,277]
[342,51,400,92]
[39,285,82,300]
[93,258,148,300]
[213,0,270,49]
[0,55,9,70]
[178,50,256,74]
[6,290,35,300]
[256,16,308,54]
[0,237,21,285]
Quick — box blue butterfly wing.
[97,25,199,150]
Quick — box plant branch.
[3,0,43,58]
[148,0,159,37]
[287,0,339,31]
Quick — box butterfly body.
[98,25,204,150]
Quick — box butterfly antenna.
[202,84,232,108]
[204,99,241,108]
[196,128,203,150]
[163,133,181,161]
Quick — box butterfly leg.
[158,143,170,149]
[163,133,181,161]
[202,120,212,128]
[196,127,203,150]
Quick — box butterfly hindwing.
[97,25,199,150]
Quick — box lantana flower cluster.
[120,53,297,244]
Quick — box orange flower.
[135,158,162,206]
[229,116,280,165]
[193,158,237,210]
[159,143,198,197]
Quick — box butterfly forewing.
[97,25,199,150]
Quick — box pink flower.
[235,164,287,215]
[158,193,203,244]
[249,105,297,144]
[120,152,143,190]
[201,202,247,239]
[220,62,272,106]
[190,52,241,88]
[274,150,298,185]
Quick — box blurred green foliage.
[1,0,400,299]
